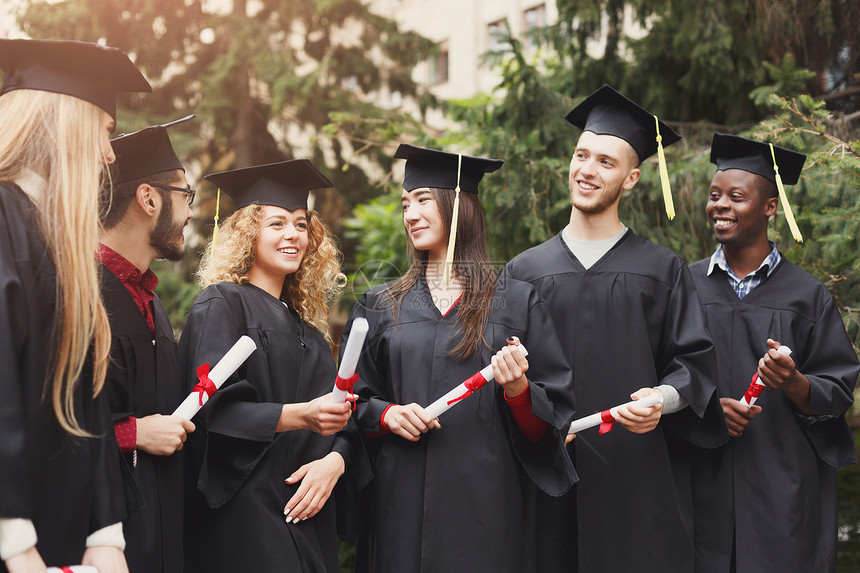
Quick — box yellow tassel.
[654,115,674,220]
[443,154,463,283]
[769,143,803,242]
[212,187,222,244]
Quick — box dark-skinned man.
[689,133,859,573]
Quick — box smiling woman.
[248,206,310,297]
[179,159,371,573]
[341,143,577,573]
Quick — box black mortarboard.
[710,132,807,242]
[709,133,806,185]
[204,159,332,213]
[394,143,503,194]
[0,39,151,119]
[564,84,681,162]
[110,115,194,184]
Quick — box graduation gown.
[100,268,185,573]
[502,230,726,573]
[344,275,577,573]
[179,281,371,573]
[689,256,858,573]
[0,182,127,570]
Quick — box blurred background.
[2,0,857,569]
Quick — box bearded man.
[97,116,196,573]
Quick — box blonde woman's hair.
[0,89,112,436]
[197,204,344,342]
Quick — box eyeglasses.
[151,183,196,206]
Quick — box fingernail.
[302,517,308,521]
[285,516,292,523]
[506,336,514,342]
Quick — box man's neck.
[99,228,154,273]
[721,238,772,279]
[566,207,624,241]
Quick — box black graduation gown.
[343,275,577,573]
[179,282,371,573]
[100,268,185,573]
[689,256,858,573]
[502,230,726,573]
[0,182,127,571]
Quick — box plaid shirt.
[707,241,780,299]
[707,242,829,423]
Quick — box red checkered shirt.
[97,243,159,453]
[97,243,158,333]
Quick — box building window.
[523,4,546,48]
[487,19,511,52]
[428,44,448,85]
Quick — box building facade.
[367,0,558,101]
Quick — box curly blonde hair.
[197,204,344,341]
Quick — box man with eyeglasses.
[97,115,196,573]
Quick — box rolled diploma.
[424,344,529,419]
[567,392,664,435]
[172,335,257,419]
[740,345,792,408]
[332,317,369,402]
[47,567,99,573]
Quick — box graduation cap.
[203,159,332,242]
[394,143,503,282]
[110,115,195,184]
[565,84,681,219]
[710,132,807,242]
[395,143,504,194]
[0,38,151,119]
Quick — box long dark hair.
[384,188,497,360]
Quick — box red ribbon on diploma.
[598,409,615,434]
[743,373,766,404]
[335,372,359,393]
[446,372,489,406]
[194,363,217,406]
[60,568,74,573]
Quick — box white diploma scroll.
[424,344,529,419]
[567,392,664,435]
[47,567,99,573]
[172,335,257,420]
[740,345,792,408]
[332,318,369,402]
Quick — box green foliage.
[150,260,201,333]
[447,36,574,261]
[338,539,356,572]
[340,192,409,306]
[548,0,860,123]
[750,53,818,106]
[17,0,437,261]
